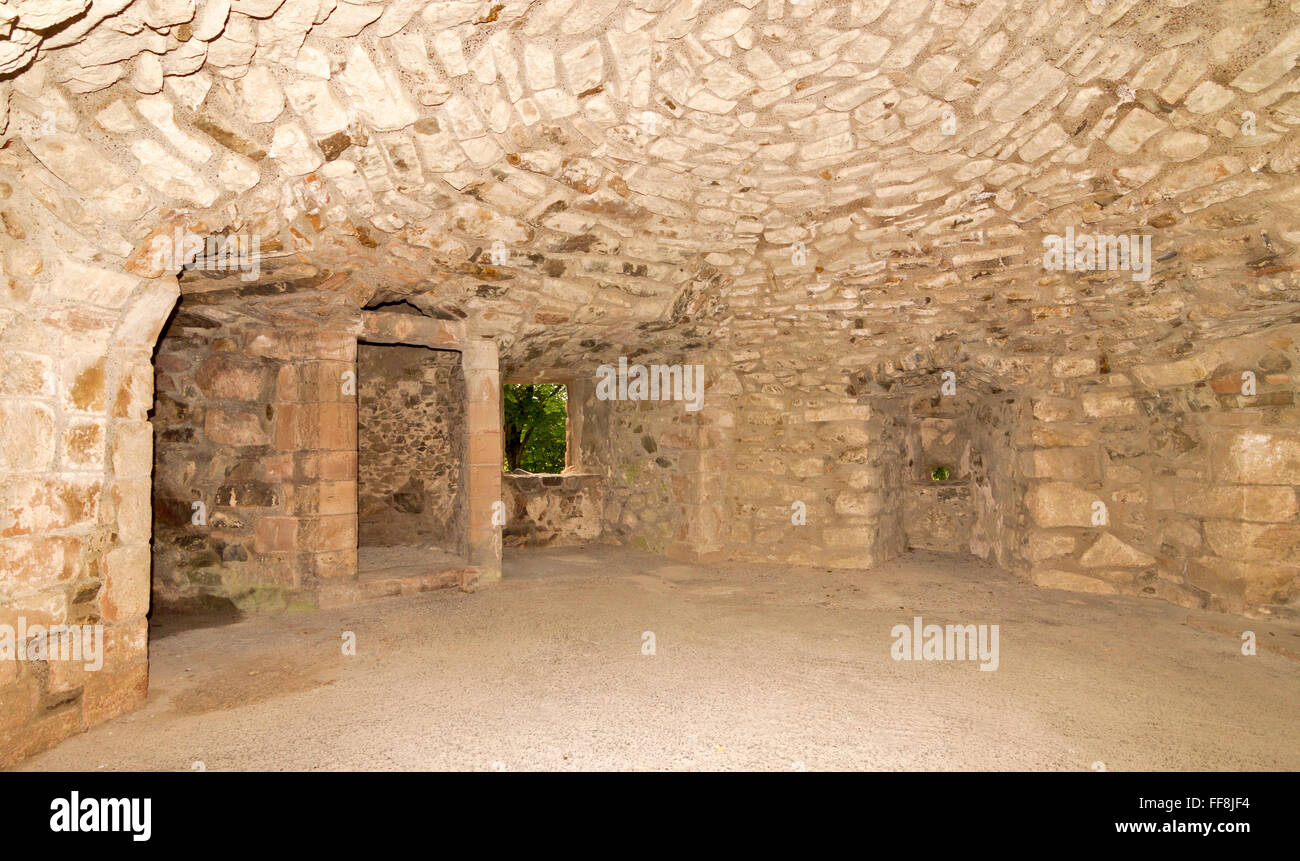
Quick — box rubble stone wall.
[357,344,465,554]
[600,366,708,559]
[503,473,603,546]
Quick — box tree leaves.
[503,383,567,472]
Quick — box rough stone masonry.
[2,0,1300,764]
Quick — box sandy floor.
[19,547,1300,771]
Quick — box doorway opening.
[356,343,468,579]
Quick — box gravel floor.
[18,546,1300,771]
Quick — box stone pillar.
[280,328,358,590]
[464,338,502,583]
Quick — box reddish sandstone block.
[101,545,150,622]
[312,548,358,581]
[254,516,298,553]
[468,399,501,433]
[466,462,500,496]
[314,515,356,552]
[466,374,500,405]
[317,330,357,362]
[318,402,356,450]
[61,354,107,413]
[259,453,294,481]
[309,361,355,403]
[48,654,88,695]
[275,364,298,401]
[0,590,70,629]
[318,481,356,516]
[0,705,83,769]
[0,401,56,473]
[291,404,322,449]
[82,663,148,727]
[317,450,357,480]
[274,403,300,450]
[110,421,153,479]
[0,351,55,397]
[100,617,148,675]
[63,420,106,470]
[467,498,500,535]
[468,430,502,467]
[112,355,155,421]
[0,668,42,733]
[1210,372,1246,394]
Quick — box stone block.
[254,516,298,553]
[1026,481,1102,528]
[1079,533,1156,568]
[0,401,56,473]
[101,545,150,622]
[110,421,153,479]
[1031,569,1119,594]
[1025,446,1100,482]
[207,406,269,447]
[82,663,149,727]
[1159,478,1299,522]
[195,354,269,401]
[1210,428,1300,485]
[1081,390,1138,418]
[1203,520,1300,562]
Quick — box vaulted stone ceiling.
[3,0,1300,377]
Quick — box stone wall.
[600,380,699,556]
[1138,334,1300,615]
[357,344,465,554]
[591,357,734,561]
[610,347,913,569]
[503,473,603,546]
[969,396,1024,569]
[721,359,907,569]
[585,332,1300,620]
[1016,330,1300,614]
[0,249,176,766]
[152,296,359,612]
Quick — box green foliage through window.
[503,383,567,473]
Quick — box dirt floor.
[356,543,465,578]
[18,546,1300,771]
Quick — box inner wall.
[357,344,467,569]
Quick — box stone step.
[314,567,478,610]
